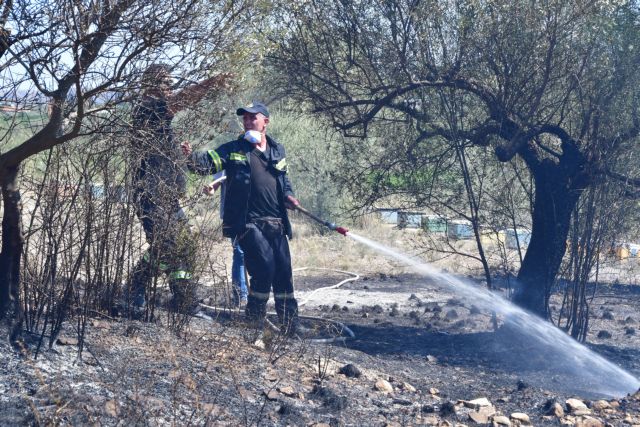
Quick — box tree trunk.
[0,166,25,344]
[513,160,582,317]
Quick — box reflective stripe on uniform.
[230,152,247,162]
[275,158,287,171]
[168,270,192,280]
[274,292,295,300]
[249,290,270,300]
[143,251,169,271]
[207,150,223,172]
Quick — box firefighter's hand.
[285,195,300,210]
[203,182,221,195]
[181,141,192,156]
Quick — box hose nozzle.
[296,206,349,237]
[335,226,349,236]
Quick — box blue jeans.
[232,239,248,301]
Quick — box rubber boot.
[245,295,268,324]
[275,296,299,336]
[244,295,269,345]
[127,259,152,319]
[169,278,194,314]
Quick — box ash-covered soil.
[2,270,640,426]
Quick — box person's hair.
[140,63,172,94]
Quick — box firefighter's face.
[243,112,268,133]
[157,73,173,98]
[146,71,172,98]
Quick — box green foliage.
[268,108,349,223]
[0,111,47,150]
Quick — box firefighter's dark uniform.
[187,135,298,328]
[129,95,195,312]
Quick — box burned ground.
[2,267,640,426]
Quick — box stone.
[429,387,440,395]
[492,415,511,426]
[547,402,565,418]
[464,397,492,409]
[591,400,611,411]
[57,336,78,346]
[339,364,362,378]
[574,409,592,416]
[375,379,394,393]
[264,390,279,401]
[264,371,278,382]
[278,386,295,396]
[104,400,118,417]
[468,406,497,424]
[426,355,438,364]
[567,398,589,413]
[510,412,531,425]
[253,338,266,350]
[401,382,416,393]
[575,416,604,427]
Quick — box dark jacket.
[188,135,295,239]
[131,96,187,200]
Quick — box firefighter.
[127,64,228,318]
[182,101,301,334]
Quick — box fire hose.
[198,265,358,344]
[294,205,349,236]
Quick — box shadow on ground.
[343,322,640,398]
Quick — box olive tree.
[268,0,640,317]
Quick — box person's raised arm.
[167,72,232,114]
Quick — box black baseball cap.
[236,101,269,118]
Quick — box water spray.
[295,205,349,236]
[345,231,640,398]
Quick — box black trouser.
[129,191,195,310]
[238,218,298,327]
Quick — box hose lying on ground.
[197,267,360,344]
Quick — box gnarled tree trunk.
[514,158,584,317]
[0,165,25,344]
